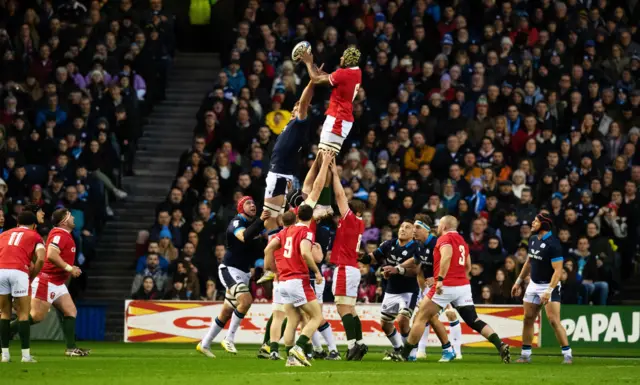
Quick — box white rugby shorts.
[320,115,353,152]
[332,265,360,306]
[218,265,251,290]
[264,171,294,200]
[0,269,29,297]
[428,284,474,308]
[524,281,561,305]
[272,281,284,312]
[279,278,316,307]
[381,291,418,316]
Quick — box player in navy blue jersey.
[363,220,419,360]
[512,212,573,364]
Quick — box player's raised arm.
[46,241,81,278]
[264,236,281,272]
[236,209,270,242]
[30,242,46,279]
[330,159,349,217]
[305,150,333,206]
[301,52,331,85]
[296,73,319,121]
[302,154,321,196]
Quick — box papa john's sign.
[124,300,539,347]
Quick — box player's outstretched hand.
[315,63,327,75]
[71,266,82,278]
[315,271,323,285]
[511,283,522,297]
[260,210,271,221]
[301,50,313,65]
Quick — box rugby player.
[326,160,367,360]
[263,75,318,234]
[383,214,462,361]
[364,220,420,360]
[197,197,269,357]
[0,211,45,363]
[264,204,324,367]
[300,48,362,154]
[391,215,511,363]
[512,213,572,364]
[9,209,88,357]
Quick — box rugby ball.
[292,41,312,63]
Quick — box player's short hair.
[414,213,432,227]
[17,211,37,226]
[282,211,296,226]
[343,46,361,67]
[52,208,70,226]
[297,204,313,221]
[348,199,366,215]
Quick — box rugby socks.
[263,315,273,345]
[418,323,430,353]
[311,331,323,352]
[0,319,10,352]
[270,341,279,353]
[449,320,462,356]
[521,344,532,358]
[562,346,572,357]
[442,341,454,353]
[295,334,310,350]
[401,332,409,344]
[318,321,337,352]
[487,333,504,350]
[341,314,357,349]
[9,315,34,338]
[386,329,403,349]
[354,316,364,345]
[225,309,245,343]
[285,346,293,355]
[304,342,313,356]
[18,321,30,352]
[401,342,417,358]
[63,316,77,349]
[201,317,225,348]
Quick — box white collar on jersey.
[348,66,359,70]
[55,226,71,233]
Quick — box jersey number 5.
[284,237,293,258]
[8,232,24,246]
[458,245,466,266]
[352,83,361,101]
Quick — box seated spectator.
[136,241,168,274]
[201,279,217,301]
[480,285,493,304]
[164,276,189,300]
[132,276,161,300]
[158,227,179,262]
[573,236,609,305]
[131,253,168,294]
[491,268,514,304]
[358,263,377,304]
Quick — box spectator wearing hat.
[468,96,493,147]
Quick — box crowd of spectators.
[0,0,173,295]
[133,0,640,306]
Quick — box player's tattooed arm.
[311,243,324,263]
[382,258,418,277]
[436,244,453,294]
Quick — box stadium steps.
[85,52,221,341]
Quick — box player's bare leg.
[288,300,322,366]
[198,302,234,358]
[517,302,540,363]
[455,305,510,363]
[283,304,306,366]
[0,294,12,362]
[421,313,454,360]
[445,307,463,359]
[544,301,573,364]
[394,297,441,361]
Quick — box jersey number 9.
[284,237,293,258]
[458,245,465,266]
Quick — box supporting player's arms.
[330,160,349,217]
[436,244,453,294]
[301,52,330,85]
[30,243,47,279]
[541,260,564,305]
[264,237,282,272]
[511,257,531,297]
[302,154,321,196]
[305,151,333,206]
[301,239,323,284]
[45,244,81,278]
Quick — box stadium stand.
[2,0,640,341]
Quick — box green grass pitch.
[3,342,640,384]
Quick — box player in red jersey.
[301,47,361,154]
[264,204,323,367]
[326,160,367,360]
[0,211,45,363]
[21,209,87,357]
[391,215,511,363]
